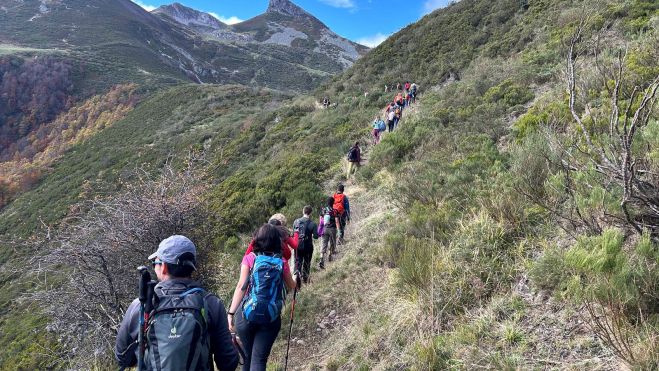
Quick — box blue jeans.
[235,309,282,371]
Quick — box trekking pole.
[284,274,301,371]
[136,266,151,371]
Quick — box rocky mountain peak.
[267,0,309,18]
[153,2,226,30]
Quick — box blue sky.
[132,0,453,47]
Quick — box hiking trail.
[270,98,420,370]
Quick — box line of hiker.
[373,81,419,144]
[115,184,354,371]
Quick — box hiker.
[293,206,319,283]
[396,82,402,91]
[395,92,404,107]
[411,83,418,103]
[404,81,411,94]
[245,214,298,264]
[393,104,402,130]
[115,235,239,371]
[384,84,389,93]
[319,196,340,269]
[372,116,383,144]
[322,97,330,108]
[228,224,300,371]
[346,141,361,180]
[333,184,351,244]
[387,108,396,132]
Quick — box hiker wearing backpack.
[227,223,300,371]
[244,214,298,264]
[319,196,341,269]
[393,105,402,130]
[411,83,418,103]
[346,142,361,180]
[333,184,351,244]
[387,108,396,132]
[293,206,319,283]
[372,116,383,145]
[115,235,239,371]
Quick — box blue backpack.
[243,254,285,324]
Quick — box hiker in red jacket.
[244,213,298,262]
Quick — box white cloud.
[356,33,389,48]
[132,0,157,12]
[208,12,244,25]
[319,0,355,9]
[423,0,450,14]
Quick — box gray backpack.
[145,287,211,371]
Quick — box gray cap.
[148,235,197,269]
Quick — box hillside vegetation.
[1,0,658,369]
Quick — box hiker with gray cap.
[115,235,239,371]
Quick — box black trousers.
[235,310,281,371]
[295,246,314,283]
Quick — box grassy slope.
[260,0,658,369]
[0,84,287,369]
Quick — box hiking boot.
[318,260,325,270]
[328,254,333,262]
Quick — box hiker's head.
[355,141,360,147]
[269,213,287,227]
[326,196,334,208]
[253,223,283,255]
[303,205,312,216]
[149,235,197,280]
[337,184,345,193]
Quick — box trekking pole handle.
[137,266,150,303]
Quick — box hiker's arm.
[207,296,240,371]
[227,264,250,332]
[335,216,340,230]
[114,299,140,368]
[286,233,299,250]
[312,223,319,239]
[344,196,351,220]
[283,265,297,290]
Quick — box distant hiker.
[333,184,351,244]
[115,235,239,371]
[396,82,402,91]
[319,196,340,269]
[322,97,330,108]
[411,83,418,103]
[293,206,319,283]
[228,224,300,371]
[346,141,361,180]
[406,90,413,106]
[395,92,404,107]
[393,104,402,129]
[245,214,298,264]
[372,117,384,144]
[384,84,389,93]
[404,81,411,93]
[387,108,396,132]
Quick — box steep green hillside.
[270,0,659,369]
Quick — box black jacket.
[293,216,319,251]
[115,278,239,370]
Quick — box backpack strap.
[179,287,205,299]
